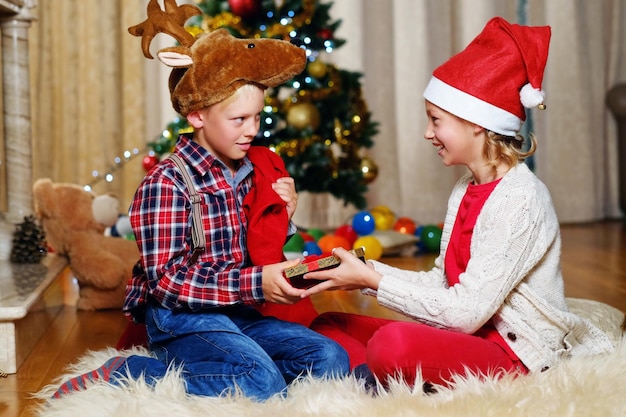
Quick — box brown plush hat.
[129,0,307,116]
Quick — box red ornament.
[142,154,159,172]
[317,28,333,40]
[228,0,261,20]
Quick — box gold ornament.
[308,60,328,78]
[360,156,378,184]
[286,102,321,131]
[274,135,320,157]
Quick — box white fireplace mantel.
[0,0,27,15]
[0,0,37,258]
[0,2,67,377]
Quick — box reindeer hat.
[129,0,307,116]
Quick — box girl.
[301,17,614,390]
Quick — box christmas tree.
[146,0,379,209]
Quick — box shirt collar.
[174,134,253,177]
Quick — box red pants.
[310,312,527,387]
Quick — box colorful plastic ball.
[370,205,396,230]
[334,224,358,247]
[354,236,383,261]
[351,211,376,236]
[414,225,425,251]
[420,224,442,253]
[317,235,351,253]
[303,241,323,256]
[283,232,305,253]
[307,228,326,242]
[393,217,417,235]
[371,211,394,230]
[371,204,393,214]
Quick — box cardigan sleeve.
[365,174,465,294]
[370,257,447,287]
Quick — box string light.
[85,147,144,189]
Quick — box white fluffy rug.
[34,298,626,417]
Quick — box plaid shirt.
[123,135,264,322]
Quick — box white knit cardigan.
[370,163,614,373]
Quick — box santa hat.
[423,17,551,136]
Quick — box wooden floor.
[1,220,625,416]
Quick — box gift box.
[284,247,365,289]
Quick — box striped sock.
[52,356,126,399]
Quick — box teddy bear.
[32,178,139,310]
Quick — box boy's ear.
[186,110,204,129]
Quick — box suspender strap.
[168,154,205,265]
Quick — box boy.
[53,1,348,401]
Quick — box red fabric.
[312,312,527,387]
[242,146,290,265]
[115,322,148,350]
[366,320,528,387]
[244,146,318,327]
[444,179,521,362]
[445,180,500,285]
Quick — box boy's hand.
[272,177,297,220]
[261,258,304,304]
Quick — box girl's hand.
[272,177,298,220]
[300,247,383,297]
[261,258,304,304]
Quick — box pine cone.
[10,215,48,264]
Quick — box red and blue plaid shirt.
[123,135,264,322]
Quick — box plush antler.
[128,0,201,59]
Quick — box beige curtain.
[30,0,146,209]
[28,0,625,225]
[323,0,625,227]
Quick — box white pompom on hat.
[423,17,551,136]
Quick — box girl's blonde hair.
[483,130,537,174]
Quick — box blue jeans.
[118,304,349,400]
